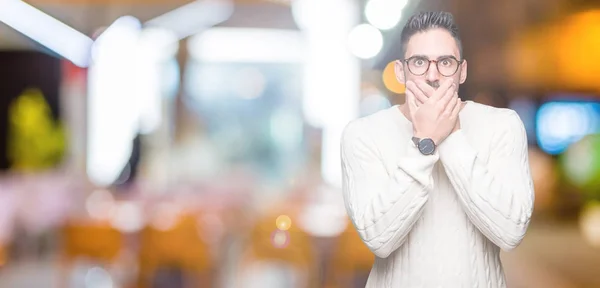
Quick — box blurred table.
[0,220,599,288]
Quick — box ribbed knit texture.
[340,101,535,288]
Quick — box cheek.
[454,75,462,85]
[405,74,424,82]
[447,74,461,86]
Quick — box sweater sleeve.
[340,119,439,258]
[437,110,535,251]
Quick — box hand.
[405,79,462,145]
[412,80,463,135]
[411,80,463,137]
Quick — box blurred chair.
[236,209,318,288]
[137,213,213,288]
[59,221,124,287]
[327,223,374,288]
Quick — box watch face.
[418,138,436,155]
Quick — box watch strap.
[412,137,420,147]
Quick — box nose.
[426,61,440,82]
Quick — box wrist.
[413,130,428,139]
[412,134,438,155]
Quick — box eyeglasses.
[402,56,464,77]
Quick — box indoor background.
[0,0,598,287]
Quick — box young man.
[340,11,535,287]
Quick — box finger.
[406,81,428,104]
[405,89,419,113]
[443,90,458,115]
[415,80,435,100]
[437,83,457,110]
[431,79,453,101]
[450,93,462,119]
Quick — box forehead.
[404,28,460,59]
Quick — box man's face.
[395,28,467,91]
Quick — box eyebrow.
[408,54,457,60]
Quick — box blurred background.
[0,0,599,287]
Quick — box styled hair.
[399,11,463,59]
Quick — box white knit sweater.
[340,101,535,288]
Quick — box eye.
[412,58,427,66]
[440,59,451,66]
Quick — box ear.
[459,59,467,84]
[394,60,405,84]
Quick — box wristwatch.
[412,137,436,155]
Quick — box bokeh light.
[364,0,407,30]
[85,189,116,221]
[556,10,600,91]
[536,101,600,155]
[580,201,600,248]
[150,202,181,231]
[110,201,143,233]
[382,61,405,94]
[84,266,114,288]
[347,24,383,59]
[561,134,600,193]
[271,230,290,249]
[275,215,292,231]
